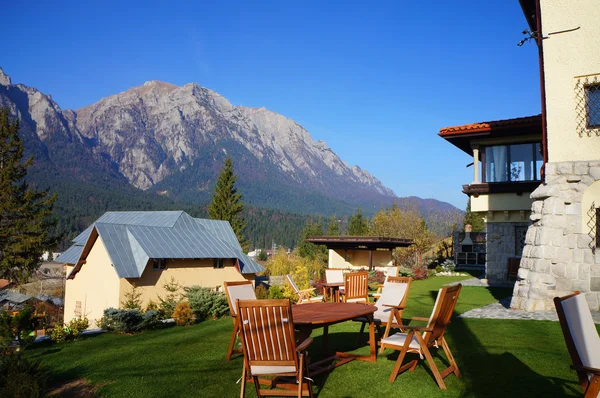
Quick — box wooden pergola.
[306,236,413,270]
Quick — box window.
[483,143,542,183]
[585,84,600,128]
[213,258,224,269]
[152,258,167,270]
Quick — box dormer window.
[483,143,542,183]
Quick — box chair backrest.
[423,283,462,344]
[385,266,399,278]
[237,299,298,371]
[325,268,344,284]
[224,281,256,316]
[344,271,369,302]
[374,276,411,320]
[285,275,300,294]
[554,292,600,387]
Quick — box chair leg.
[240,359,247,398]
[253,376,262,398]
[227,320,239,361]
[389,330,414,383]
[414,333,446,390]
[440,337,461,378]
[298,354,305,398]
[358,322,366,344]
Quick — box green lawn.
[26,276,587,397]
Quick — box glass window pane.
[509,144,534,181]
[585,84,600,127]
[484,146,508,182]
[535,143,543,180]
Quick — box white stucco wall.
[541,0,600,162]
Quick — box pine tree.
[296,221,328,263]
[0,108,58,283]
[326,214,341,236]
[463,197,485,232]
[208,156,248,250]
[347,207,369,236]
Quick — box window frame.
[152,258,167,271]
[213,258,225,269]
[481,142,542,183]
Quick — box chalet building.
[56,211,263,326]
[441,0,600,311]
[440,115,543,282]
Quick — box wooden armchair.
[285,275,323,304]
[380,283,462,390]
[224,281,256,361]
[554,292,600,398]
[372,267,400,299]
[339,271,369,303]
[355,276,412,344]
[237,299,314,398]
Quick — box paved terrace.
[447,277,600,324]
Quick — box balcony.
[462,181,541,197]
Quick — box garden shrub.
[172,302,194,326]
[145,300,159,312]
[398,266,414,278]
[368,270,386,285]
[157,277,182,319]
[435,265,444,273]
[68,317,89,337]
[101,308,144,334]
[0,308,35,346]
[255,284,268,299]
[184,286,229,321]
[140,310,161,330]
[0,350,47,398]
[441,259,456,273]
[49,323,67,343]
[267,285,285,299]
[121,284,143,310]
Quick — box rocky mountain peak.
[0,67,11,86]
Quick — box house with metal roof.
[56,211,264,326]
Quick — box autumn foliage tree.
[0,108,58,283]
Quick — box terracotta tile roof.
[0,279,10,290]
[439,115,542,137]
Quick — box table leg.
[323,325,329,353]
[367,313,376,362]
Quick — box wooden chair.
[325,268,345,301]
[340,271,369,303]
[237,299,314,398]
[380,283,462,390]
[285,275,323,304]
[355,276,412,346]
[224,281,257,361]
[554,292,600,398]
[373,267,401,299]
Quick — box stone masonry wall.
[511,161,600,311]
[486,222,530,283]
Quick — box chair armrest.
[298,288,316,293]
[296,338,314,352]
[571,365,600,375]
[411,317,430,322]
[389,323,433,332]
[382,304,406,310]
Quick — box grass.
[26,275,588,397]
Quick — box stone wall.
[511,161,600,311]
[486,222,530,283]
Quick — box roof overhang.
[519,0,538,34]
[307,236,413,251]
[439,114,542,155]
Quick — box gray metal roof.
[56,211,264,277]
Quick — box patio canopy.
[306,236,413,270]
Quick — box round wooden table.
[292,302,377,375]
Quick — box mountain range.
[0,66,460,246]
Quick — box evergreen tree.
[463,197,485,232]
[0,108,58,283]
[296,221,328,264]
[326,214,341,236]
[347,207,369,236]
[208,156,248,250]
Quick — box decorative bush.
[145,300,159,312]
[184,286,229,321]
[101,308,144,334]
[121,284,143,310]
[255,284,268,299]
[441,259,456,273]
[411,266,430,280]
[267,285,285,299]
[398,266,414,278]
[140,310,161,330]
[0,350,47,398]
[0,307,36,346]
[368,270,385,285]
[435,265,444,273]
[157,277,182,319]
[172,302,194,326]
[49,323,67,343]
[68,317,89,337]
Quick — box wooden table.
[322,282,344,302]
[292,302,377,376]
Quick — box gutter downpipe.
[535,0,549,181]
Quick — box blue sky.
[1,0,540,210]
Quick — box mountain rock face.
[0,66,458,220]
[73,80,394,200]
